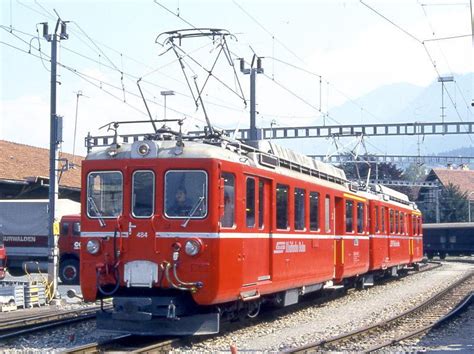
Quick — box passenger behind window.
[170,187,192,216]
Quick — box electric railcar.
[80,136,423,335]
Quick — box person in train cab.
[171,187,192,216]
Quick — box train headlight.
[185,239,201,256]
[137,143,150,156]
[86,239,100,255]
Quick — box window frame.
[325,195,331,233]
[164,169,209,220]
[346,200,354,233]
[276,184,289,230]
[246,177,256,228]
[357,202,364,234]
[294,187,306,231]
[131,170,155,219]
[86,170,124,219]
[309,191,320,232]
[220,172,236,229]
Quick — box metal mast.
[41,14,68,299]
[240,56,264,141]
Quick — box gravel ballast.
[187,261,473,351]
[1,261,472,352]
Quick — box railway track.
[65,335,182,353]
[0,304,110,341]
[65,262,442,353]
[288,270,474,353]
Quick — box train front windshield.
[87,171,123,218]
[164,170,208,219]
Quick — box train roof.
[423,222,474,229]
[85,133,417,209]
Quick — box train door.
[125,168,157,286]
[242,177,271,285]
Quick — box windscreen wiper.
[181,196,205,228]
[87,196,106,227]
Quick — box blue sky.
[1,0,472,156]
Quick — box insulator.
[42,23,49,38]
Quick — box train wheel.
[59,259,80,285]
[439,253,447,260]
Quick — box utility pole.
[240,55,264,141]
[41,14,68,300]
[438,76,454,134]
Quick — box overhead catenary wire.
[1,23,249,118]
[416,0,473,120]
[359,0,473,143]
[0,34,233,135]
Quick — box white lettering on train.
[3,236,37,242]
[274,241,306,254]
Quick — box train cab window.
[87,171,123,218]
[325,195,331,232]
[258,180,264,229]
[73,222,81,236]
[164,170,207,219]
[346,200,354,233]
[294,188,306,231]
[132,171,155,218]
[310,192,320,231]
[357,202,364,233]
[381,207,386,233]
[246,178,256,228]
[221,173,235,228]
[276,184,289,229]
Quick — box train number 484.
[136,232,148,238]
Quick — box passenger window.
[246,178,256,228]
[390,209,394,234]
[294,188,306,231]
[276,184,289,229]
[375,206,379,233]
[357,202,364,233]
[381,207,386,233]
[221,173,235,228]
[258,180,264,229]
[325,195,331,232]
[132,170,155,218]
[395,211,399,234]
[346,200,354,233]
[61,222,70,236]
[310,192,320,231]
[401,213,405,234]
[73,222,81,236]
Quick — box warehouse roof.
[0,140,82,189]
[427,167,474,196]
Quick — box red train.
[80,135,423,335]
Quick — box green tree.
[419,183,468,223]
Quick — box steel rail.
[65,336,182,353]
[0,305,109,330]
[365,290,474,352]
[287,266,472,353]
